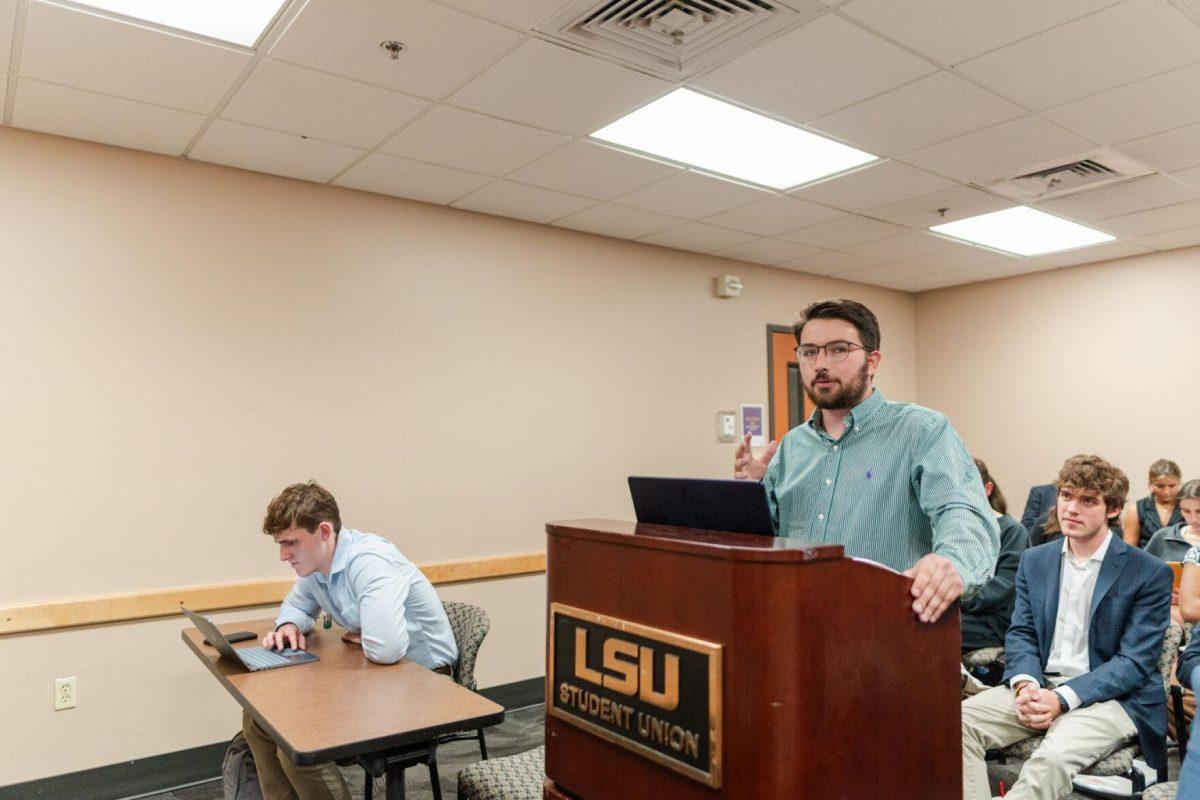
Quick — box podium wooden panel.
[543,520,961,800]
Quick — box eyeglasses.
[795,341,868,363]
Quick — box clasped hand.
[1014,684,1063,730]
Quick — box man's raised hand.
[734,433,778,480]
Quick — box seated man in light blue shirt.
[243,481,459,800]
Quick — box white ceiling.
[3,0,1200,292]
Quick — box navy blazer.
[1002,534,1174,769]
[1020,484,1057,537]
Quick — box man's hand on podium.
[733,433,778,480]
[903,554,964,623]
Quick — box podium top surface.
[546,519,844,563]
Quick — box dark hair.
[1042,455,1128,536]
[262,481,342,536]
[1148,459,1182,482]
[973,457,1007,515]
[792,298,881,352]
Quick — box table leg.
[385,761,406,800]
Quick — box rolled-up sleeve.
[911,415,1000,595]
[348,554,412,665]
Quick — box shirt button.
[825,479,832,485]
[818,513,825,520]
[832,445,839,451]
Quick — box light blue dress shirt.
[274,527,458,669]
[764,388,999,593]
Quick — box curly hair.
[1042,455,1129,536]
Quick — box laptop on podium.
[181,607,319,672]
[627,476,777,536]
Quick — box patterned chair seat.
[963,647,1005,668]
[1141,781,1177,800]
[457,745,544,800]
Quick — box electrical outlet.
[54,677,76,710]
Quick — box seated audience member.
[961,455,1172,800]
[1145,479,1200,563]
[243,482,459,800]
[1177,548,1200,796]
[962,458,1030,655]
[1021,483,1056,545]
[1123,458,1184,548]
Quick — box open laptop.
[181,607,319,672]
[627,476,777,536]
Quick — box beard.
[803,360,871,410]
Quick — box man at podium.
[735,298,999,623]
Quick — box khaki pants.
[242,711,351,800]
[961,686,1137,800]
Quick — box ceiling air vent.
[983,151,1154,201]
[539,0,813,80]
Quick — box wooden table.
[182,618,505,799]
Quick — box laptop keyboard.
[238,646,293,670]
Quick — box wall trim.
[0,677,547,800]
[0,552,546,637]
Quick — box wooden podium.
[543,520,961,800]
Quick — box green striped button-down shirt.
[764,389,999,592]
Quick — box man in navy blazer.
[1021,483,1057,538]
[962,455,1173,800]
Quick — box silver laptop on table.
[182,607,319,672]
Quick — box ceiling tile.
[11,78,205,155]
[777,250,878,275]
[507,141,681,201]
[448,38,670,135]
[778,214,908,249]
[843,231,956,261]
[614,171,770,220]
[380,105,568,176]
[221,59,428,149]
[1037,175,1199,220]
[451,179,595,224]
[789,160,955,212]
[702,195,844,237]
[692,14,937,124]
[333,152,492,204]
[957,0,1200,110]
[190,120,363,183]
[1043,62,1200,145]
[1032,239,1153,266]
[1118,123,1200,173]
[269,0,523,100]
[840,0,1122,67]
[430,0,566,30]
[1097,200,1200,237]
[882,272,976,292]
[864,185,1012,228]
[552,204,684,240]
[808,71,1024,156]
[1172,165,1200,192]
[902,116,1095,184]
[20,1,252,113]
[0,0,15,66]
[711,238,820,265]
[1136,224,1200,250]
[949,259,1053,282]
[883,246,1014,272]
[834,261,934,285]
[638,223,758,254]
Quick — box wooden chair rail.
[0,552,546,637]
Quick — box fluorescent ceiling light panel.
[591,88,877,190]
[930,206,1115,256]
[68,0,287,46]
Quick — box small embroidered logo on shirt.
[866,470,873,480]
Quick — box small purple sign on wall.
[740,404,765,447]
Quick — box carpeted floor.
[128,703,1183,800]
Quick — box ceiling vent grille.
[983,151,1154,201]
[539,0,812,80]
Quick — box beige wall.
[915,246,1200,518]
[0,126,917,785]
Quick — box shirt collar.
[1061,529,1112,566]
[806,387,885,433]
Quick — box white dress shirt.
[1010,532,1112,711]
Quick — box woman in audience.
[1176,546,1200,796]
[1123,458,1184,548]
[1145,479,1200,562]
[961,458,1029,656]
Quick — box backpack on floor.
[222,732,263,800]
